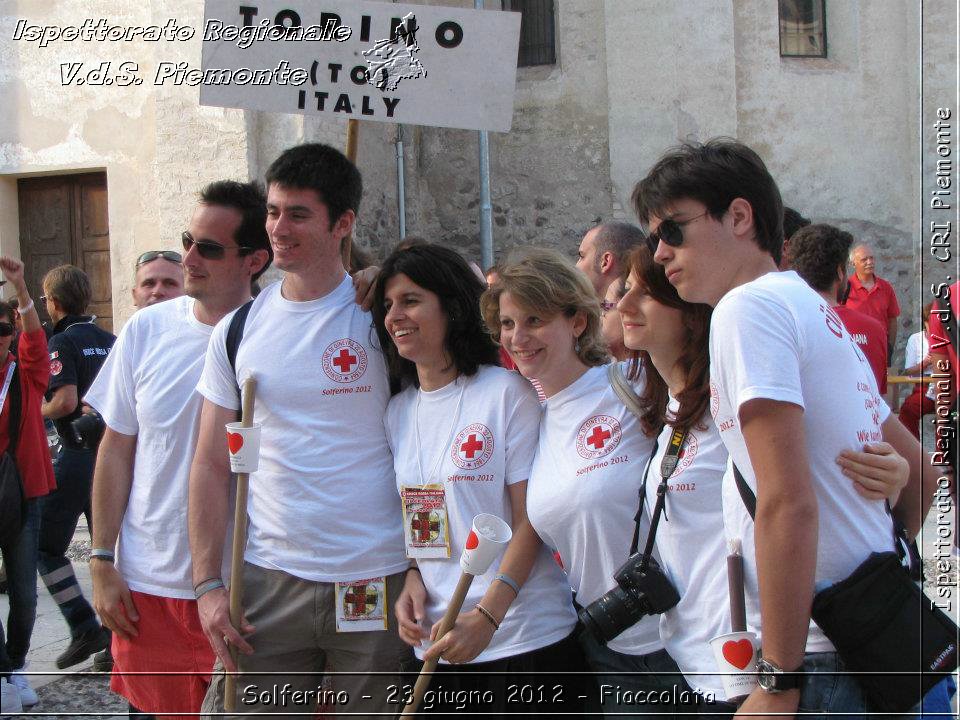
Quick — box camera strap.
[633,426,688,572]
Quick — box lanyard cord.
[632,426,687,572]
[414,377,467,487]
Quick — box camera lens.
[578,586,647,644]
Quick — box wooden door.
[17,173,113,332]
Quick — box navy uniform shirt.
[47,315,115,447]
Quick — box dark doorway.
[17,173,112,332]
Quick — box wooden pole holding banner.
[399,572,475,719]
[224,376,257,713]
[340,119,360,272]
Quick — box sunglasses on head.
[0,322,14,337]
[136,250,183,268]
[645,210,712,253]
[181,231,253,261]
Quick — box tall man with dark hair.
[37,265,115,671]
[85,181,272,718]
[189,144,411,717]
[575,221,645,298]
[633,139,933,718]
[789,223,888,395]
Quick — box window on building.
[502,0,556,67]
[778,0,827,57]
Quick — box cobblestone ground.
[30,673,126,719]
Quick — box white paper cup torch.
[709,630,759,701]
[459,513,512,575]
[225,421,261,473]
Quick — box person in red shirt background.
[0,256,54,711]
[789,225,889,395]
[845,242,902,361]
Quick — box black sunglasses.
[136,250,183,268]
[181,231,253,260]
[0,322,14,337]
[645,211,711,253]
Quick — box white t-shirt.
[646,401,731,699]
[526,363,663,656]
[709,271,894,653]
[384,365,577,663]
[905,331,935,400]
[85,296,232,599]
[197,276,408,583]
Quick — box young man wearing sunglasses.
[131,251,184,310]
[36,265,115,672]
[632,139,933,718]
[189,143,411,717]
[84,180,272,719]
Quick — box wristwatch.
[756,656,803,693]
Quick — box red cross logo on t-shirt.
[332,348,357,373]
[460,434,484,458]
[451,423,495,470]
[586,426,611,450]
[322,338,368,384]
[576,415,622,459]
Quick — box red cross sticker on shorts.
[451,423,495,470]
[576,415,622,459]
[322,338,368,384]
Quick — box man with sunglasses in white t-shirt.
[632,139,934,719]
[85,181,273,719]
[131,250,184,310]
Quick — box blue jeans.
[798,652,922,720]
[580,629,703,718]
[38,446,98,637]
[0,498,41,675]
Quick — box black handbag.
[733,465,959,713]
[0,362,25,549]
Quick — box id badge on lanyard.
[401,484,451,559]
[334,577,388,632]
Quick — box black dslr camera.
[578,553,680,644]
[71,410,106,449]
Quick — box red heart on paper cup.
[721,639,754,670]
[465,530,479,550]
[227,432,244,455]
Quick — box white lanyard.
[0,361,17,414]
[414,376,466,486]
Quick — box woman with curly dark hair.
[371,243,589,718]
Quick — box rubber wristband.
[89,548,115,562]
[18,298,34,315]
[194,578,226,600]
[475,603,500,630]
[494,573,520,597]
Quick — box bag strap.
[225,300,254,396]
[1,361,22,456]
[733,463,757,520]
[607,363,644,420]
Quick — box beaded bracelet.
[475,603,500,630]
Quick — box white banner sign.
[199,0,522,132]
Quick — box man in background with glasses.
[85,180,272,719]
[36,266,115,675]
[131,250,183,310]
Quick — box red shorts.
[110,591,215,720]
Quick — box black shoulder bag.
[0,362,25,548]
[732,465,958,713]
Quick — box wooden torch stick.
[341,119,360,272]
[400,572,475,719]
[224,376,257,712]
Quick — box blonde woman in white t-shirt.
[372,243,591,718]
[480,248,686,719]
